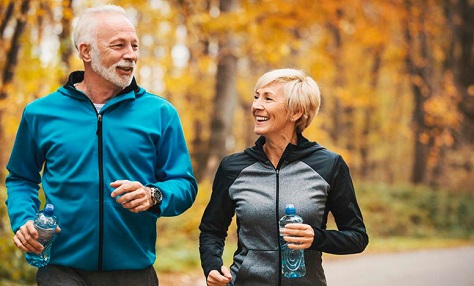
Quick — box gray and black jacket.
[199,134,368,286]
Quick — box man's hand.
[13,220,61,254]
[207,265,232,286]
[110,180,154,213]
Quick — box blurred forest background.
[0,0,473,284]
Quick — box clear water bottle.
[279,204,306,278]
[25,204,58,268]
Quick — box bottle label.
[36,225,55,245]
[282,246,305,271]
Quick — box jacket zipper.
[97,113,104,270]
[275,168,282,286]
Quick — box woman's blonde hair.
[254,68,321,133]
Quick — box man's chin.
[111,75,133,88]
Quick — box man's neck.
[78,72,125,104]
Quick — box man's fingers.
[110,180,129,188]
[111,182,151,213]
[14,228,43,253]
[111,180,143,198]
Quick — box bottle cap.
[285,204,296,215]
[44,204,54,215]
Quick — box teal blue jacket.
[6,71,198,271]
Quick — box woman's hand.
[280,223,314,249]
[207,265,232,286]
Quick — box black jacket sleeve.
[199,160,236,278]
[311,155,369,254]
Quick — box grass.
[366,236,474,253]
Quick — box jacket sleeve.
[199,160,236,278]
[311,155,369,254]
[5,108,43,232]
[150,105,198,217]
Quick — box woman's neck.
[263,133,298,168]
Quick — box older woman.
[199,69,368,286]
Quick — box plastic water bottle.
[279,204,306,278]
[25,204,58,268]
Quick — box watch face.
[153,187,162,203]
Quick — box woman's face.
[252,82,292,138]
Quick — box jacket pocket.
[233,250,278,286]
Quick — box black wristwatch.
[149,186,163,205]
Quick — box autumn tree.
[203,0,239,179]
[446,0,474,142]
[0,0,31,185]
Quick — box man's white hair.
[73,4,128,58]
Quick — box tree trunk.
[174,0,212,181]
[0,0,31,186]
[0,1,15,36]
[360,46,383,180]
[58,0,74,80]
[326,9,344,146]
[404,0,432,184]
[1,0,30,100]
[202,0,238,179]
[449,0,474,142]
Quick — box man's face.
[90,14,138,88]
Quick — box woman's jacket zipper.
[275,168,282,286]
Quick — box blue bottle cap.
[44,204,54,215]
[285,204,296,215]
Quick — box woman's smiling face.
[252,82,293,138]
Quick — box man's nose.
[123,45,138,61]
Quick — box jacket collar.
[61,71,142,109]
[64,71,140,96]
[254,133,312,149]
[246,133,323,166]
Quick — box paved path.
[323,246,474,286]
[160,246,474,286]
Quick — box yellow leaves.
[0,0,471,185]
[424,95,461,130]
[468,85,474,97]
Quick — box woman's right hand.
[207,265,232,286]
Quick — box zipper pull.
[96,114,102,136]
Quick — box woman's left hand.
[281,223,314,249]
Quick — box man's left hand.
[110,180,154,212]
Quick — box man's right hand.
[207,265,232,286]
[13,220,61,254]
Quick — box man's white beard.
[90,47,135,88]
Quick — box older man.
[6,4,197,285]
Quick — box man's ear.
[78,43,91,62]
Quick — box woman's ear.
[78,43,92,62]
[291,110,304,122]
